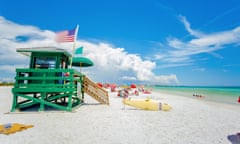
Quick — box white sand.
[1,86,240,144]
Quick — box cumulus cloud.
[0,16,178,84]
[76,41,178,84]
[154,15,240,68]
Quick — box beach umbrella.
[130,84,137,88]
[71,57,94,67]
[109,84,117,89]
[104,83,110,88]
[97,83,103,88]
[109,84,117,92]
[110,84,117,88]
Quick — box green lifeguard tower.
[11,47,109,112]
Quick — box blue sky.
[0,0,240,86]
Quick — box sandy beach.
[1,86,240,144]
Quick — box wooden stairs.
[83,76,109,105]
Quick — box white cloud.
[0,64,28,72]
[179,16,205,38]
[121,76,137,81]
[0,16,178,84]
[189,26,240,47]
[77,40,178,84]
[192,68,206,72]
[154,15,240,68]
[0,65,21,73]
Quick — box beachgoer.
[134,90,139,96]
[120,90,124,97]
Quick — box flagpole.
[70,24,79,68]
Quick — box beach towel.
[227,133,240,144]
[0,123,34,135]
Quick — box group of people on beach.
[117,88,139,98]
[117,87,152,98]
[192,93,205,98]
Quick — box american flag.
[55,27,76,43]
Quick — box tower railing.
[12,68,83,111]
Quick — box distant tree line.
[0,82,14,86]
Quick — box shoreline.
[151,90,240,111]
[1,86,240,144]
[149,86,240,106]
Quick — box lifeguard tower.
[11,47,109,112]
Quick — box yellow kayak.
[123,98,171,111]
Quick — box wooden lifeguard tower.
[11,47,109,112]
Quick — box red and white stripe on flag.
[55,28,76,43]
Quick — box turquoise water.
[150,86,240,105]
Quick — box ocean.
[151,86,240,105]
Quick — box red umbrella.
[109,84,117,92]
[110,84,117,89]
[130,84,137,88]
[96,83,103,88]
